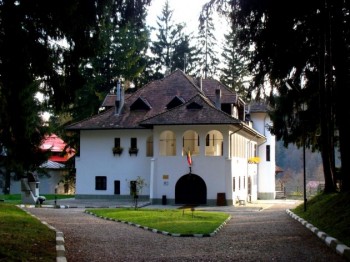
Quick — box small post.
[134,194,138,210]
[54,185,58,207]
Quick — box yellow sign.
[248,157,261,164]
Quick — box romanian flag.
[187,150,192,166]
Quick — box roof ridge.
[139,93,237,125]
[65,107,115,130]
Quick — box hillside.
[293,192,350,248]
[275,141,325,196]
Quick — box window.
[166,96,184,109]
[114,138,120,147]
[182,130,199,156]
[114,180,120,195]
[129,138,138,155]
[266,145,270,162]
[95,176,107,190]
[206,134,210,146]
[239,176,241,190]
[159,130,176,156]
[130,97,151,111]
[205,130,223,156]
[233,177,236,192]
[131,138,137,149]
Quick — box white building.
[67,70,276,205]
[0,134,75,196]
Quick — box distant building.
[66,70,276,205]
[0,134,75,195]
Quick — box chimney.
[215,88,221,110]
[115,80,124,115]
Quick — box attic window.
[186,102,203,110]
[166,96,185,109]
[130,97,151,111]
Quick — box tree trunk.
[332,1,350,192]
[4,170,11,194]
[319,2,336,193]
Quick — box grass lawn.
[0,203,56,261]
[0,194,74,261]
[1,192,349,261]
[0,193,75,205]
[86,207,230,235]
[292,192,350,247]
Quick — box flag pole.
[187,150,192,174]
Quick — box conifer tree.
[149,0,198,78]
[150,0,180,77]
[220,23,250,100]
[204,0,350,192]
[0,0,152,193]
[197,7,220,79]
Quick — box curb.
[21,201,152,209]
[85,210,231,237]
[286,209,350,261]
[19,206,67,262]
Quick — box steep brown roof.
[101,94,116,108]
[249,100,272,113]
[66,69,256,131]
[101,93,132,108]
[140,94,241,127]
[191,78,238,105]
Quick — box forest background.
[1,0,348,195]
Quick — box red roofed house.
[4,134,75,197]
[40,133,75,163]
[66,69,276,205]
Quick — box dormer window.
[166,96,185,109]
[130,97,151,111]
[186,102,203,110]
[221,103,232,115]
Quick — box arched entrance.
[175,174,207,205]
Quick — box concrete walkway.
[23,198,350,261]
[41,197,283,211]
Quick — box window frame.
[95,176,107,190]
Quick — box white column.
[150,158,155,200]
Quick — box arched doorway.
[175,174,207,205]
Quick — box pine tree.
[0,0,152,193]
[149,0,198,78]
[171,33,200,75]
[197,8,220,79]
[204,0,350,192]
[220,23,250,100]
[150,0,178,76]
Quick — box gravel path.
[25,202,347,262]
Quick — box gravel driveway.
[25,201,347,262]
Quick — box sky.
[145,0,229,73]
[146,0,206,35]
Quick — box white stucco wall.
[5,170,71,195]
[250,112,276,199]
[76,129,152,196]
[152,125,230,203]
[75,121,272,204]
